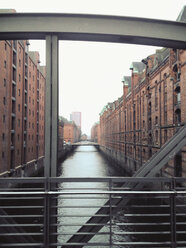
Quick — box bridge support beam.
[44,35,58,247]
[44,35,59,178]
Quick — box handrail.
[0,177,186,247]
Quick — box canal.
[59,145,124,178]
[57,145,175,247]
[58,145,127,247]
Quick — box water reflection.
[60,145,119,177]
[58,145,122,247]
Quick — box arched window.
[175,108,181,124]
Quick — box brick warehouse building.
[0,40,45,176]
[98,47,186,177]
[63,120,81,144]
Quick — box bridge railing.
[0,177,186,247]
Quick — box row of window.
[1,144,42,160]
[1,130,45,143]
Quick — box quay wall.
[99,145,141,176]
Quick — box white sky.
[1,0,186,136]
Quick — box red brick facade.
[99,48,186,177]
[63,121,81,144]
[91,123,100,143]
[0,40,45,175]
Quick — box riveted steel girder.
[0,13,186,48]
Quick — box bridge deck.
[72,142,99,146]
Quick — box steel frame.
[0,177,186,247]
[0,12,186,178]
[0,13,186,48]
[0,12,186,247]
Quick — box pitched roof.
[130,62,145,73]
[154,48,169,65]
[122,76,131,90]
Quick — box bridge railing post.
[170,178,177,248]
[44,34,59,247]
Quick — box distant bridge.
[72,141,99,147]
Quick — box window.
[177,92,181,103]
[3,115,5,123]
[29,134,30,140]
[142,94,144,115]
[155,130,158,143]
[29,84,31,90]
[17,134,20,141]
[155,116,158,125]
[2,152,4,158]
[29,72,31,78]
[3,97,6,105]
[18,119,20,127]
[4,60,6,68]
[18,89,20,96]
[33,75,34,81]
[19,74,21,82]
[164,130,168,142]
[4,42,7,50]
[19,59,21,67]
[17,149,19,155]
[155,83,158,110]
[4,78,6,86]
[2,133,5,141]
[29,97,31,103]
[33,99,34,105]
[19,47,21,53]
[29,109,31,115]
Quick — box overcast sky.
[1,0,186,136]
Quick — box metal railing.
[0,177,186,247]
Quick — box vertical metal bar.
[51,35,59,178]
[44,35,52,179]
[44,35,52,248]
[109,178,112,248]
[170,178,177,248]
[44,34,58,247]
[51,35,58,247]
[44,34,58,178]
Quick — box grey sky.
[1,0,186,135]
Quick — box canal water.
[58,145,127,247]
[59,145,123,178]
